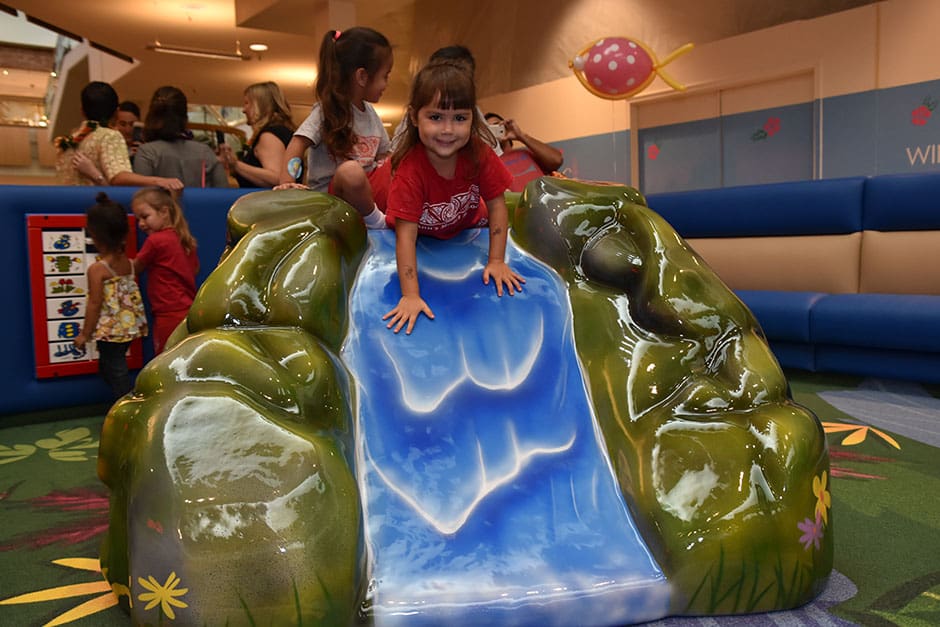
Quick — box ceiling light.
[248,43,268,52]
[147,40,248,61]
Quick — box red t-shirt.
[500,148,546,193]
[385,141,513,239]
[134,228,199,314]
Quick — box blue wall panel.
[874,79,940,174]
[720,103,815,187]
[822,90,878,178]
[620,77,940,194]
[638,118,721,194]
[553,130,630,185]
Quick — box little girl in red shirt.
[131,187,199,353]
[383,61,524,335]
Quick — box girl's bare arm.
[276,136,313,188]
[74,263,106,349]
[482,195,525,296]
[383,220,434,334]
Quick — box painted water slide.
[97,179,832,625]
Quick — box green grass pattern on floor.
[0,371,938,626]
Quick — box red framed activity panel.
[27,214,143,379]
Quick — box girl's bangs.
[435,80,474,111]
[413,65,475,111]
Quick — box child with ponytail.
[277,27,393,229]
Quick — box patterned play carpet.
[1,370,938,626]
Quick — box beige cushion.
[860,230,940,295]
[685,233,861,293]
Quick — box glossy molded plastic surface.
[97,181,832,625]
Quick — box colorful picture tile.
[48,339,89,363]
[44,253,84,276]
[47,319,82,344]
[41,229,85,254]
[46,297,85,321]
[45,275,87,297]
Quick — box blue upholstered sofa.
[647,173,940,384]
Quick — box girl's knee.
[334,161,368,188]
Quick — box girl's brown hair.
[244,81,295,137]
[131,187,197,254]
[316,27,391,161]
[390,61,495,175]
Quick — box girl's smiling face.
[132,200,170,234]
[412,94,472,173]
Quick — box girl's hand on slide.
[383,296,434,335]
[483,260,525,296]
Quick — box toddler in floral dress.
[74,193,148,399]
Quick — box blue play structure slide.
[343,231,671,626]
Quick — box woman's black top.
[235,124,293,188]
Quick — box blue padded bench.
[647,173,940,383]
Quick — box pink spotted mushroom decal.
[569,37,694,100]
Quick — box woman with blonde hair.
[220,81,296,187]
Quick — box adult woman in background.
[219,81,295,188]
[134,85,229,188]
[58,81,182,191]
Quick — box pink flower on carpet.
[827,448,893,480]
[0,487,109,551]
[647,144,660,160]
[798,511,824,551]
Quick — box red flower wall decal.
[647,144,660,160]
[912,96,936,126]
[752,117,782,141]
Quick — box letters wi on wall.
[27,214,143,379]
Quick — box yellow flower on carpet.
[0,557,117,625]
[35,428,99,462]
[813,471,831,526]
[137,571,188,620]
[0,443,36,464]
[822,421,900,449]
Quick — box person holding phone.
[484,112,563,193]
